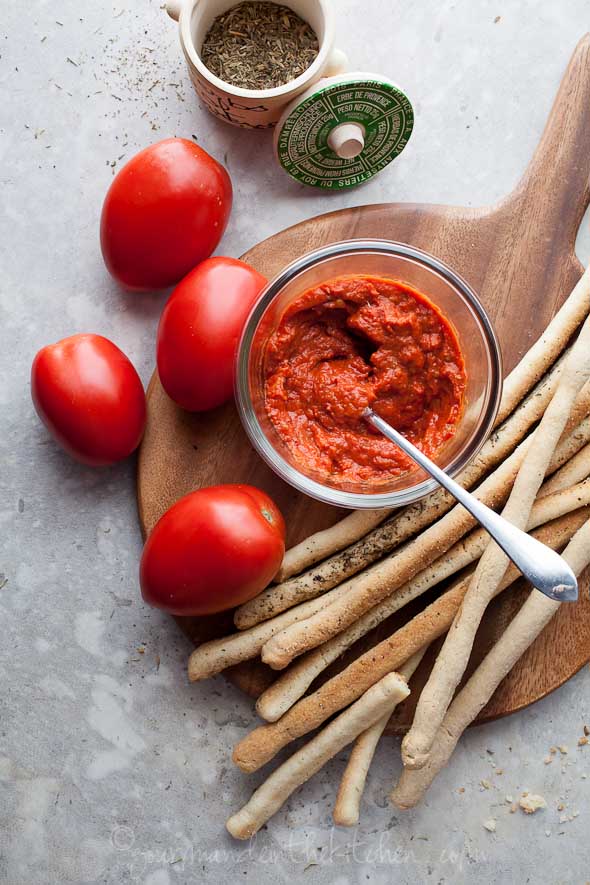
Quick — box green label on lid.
[276,78,414,189]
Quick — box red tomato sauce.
[263,275,467,484]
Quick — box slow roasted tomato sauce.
[263,275,466,484]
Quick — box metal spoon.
[363,408,578,602]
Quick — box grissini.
[231,510,588,772]
[332,650,426,828]
[261,414,590,671]
[539,441,590,497]
[226,671,410,839]
[391,517,590,810]
[494,266,590,425]
[255,478,590,721]
[402,306,590,770]
[235,354,565,630]
[564,377,590,434]
[270,264,590,590]
[188,582,347,681]
[275,509,392,584]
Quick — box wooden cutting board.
[138,36,590,733]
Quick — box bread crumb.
[519,794,547,814]
[558,745,568,755]
[505,795,514,803]
[549,746,557,755]
[509,803,518,814]
[544,756,553,765]
[457,787,465,794]
[557,803,565,811]
[480,779,491,790]
[495,768,504,776]
[483,818,496,832]
[578,736,588,747]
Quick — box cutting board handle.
[509,34,590,252]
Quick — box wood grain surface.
[137,35,590,733]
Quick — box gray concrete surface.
[2,1,590,883]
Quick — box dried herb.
[200,1,319,90]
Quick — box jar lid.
[273,73,414,189]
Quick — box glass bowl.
[235,239,502,509]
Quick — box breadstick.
[539,442,590,498]
[235,355,565,630]
[255,479,590,721]
[391,517,590,809]
[274,277,590,590]
[226,671,410,839]
[494,265,590,425]
[188,585,344,681]
[231,510,587,772]
[261,411,590,671]
[564,378,590,435]
[402,310,590,769]
[276,509,392,583]
[556,414,590,461]
[551,415,590,466]
[333,650,426,827]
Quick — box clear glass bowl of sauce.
[236,239,502,509]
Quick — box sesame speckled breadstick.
[402,304,590,770]
[231,509,587,773]
[563,377,590,436]
[226,672,410,839]
[391,517,590,810]
[275,509,392,583]
[188,582,346,681]
[539,442,590,498]
[332,650,426,827]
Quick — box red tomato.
[100,138,232,292]
[31,334,146,466]
[140,485,285,616]
[157,256,267,411]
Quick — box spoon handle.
[364,409,578,602]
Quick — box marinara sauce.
[264,275,466,484]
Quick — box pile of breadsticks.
[188,265,590,839]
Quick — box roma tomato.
[100,138,232,291]
[157,256,267,411]
[31,334,146,466]
[140,485,285,616]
